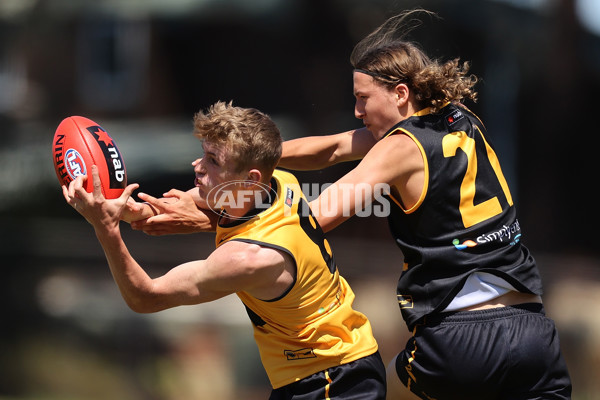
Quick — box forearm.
[127,188,218,235]
[162,206,219,233]
[95,226,160,313]
[186,188,219,231]
[121,201,156,224]
[309,193,353,233]
[192,208,220,231]
[130,203,218,235]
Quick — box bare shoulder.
[371,132,421,159]
[211,240,287,268]
[209,240,295,299]
[341,127,378,160]
[347,133,425,209]
[353,133,423,181]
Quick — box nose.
[354,101,365,120]
[193,158,206,175]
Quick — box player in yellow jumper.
[62,101,386,399]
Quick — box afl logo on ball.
[64,148,87,180]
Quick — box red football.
[52,116,127,199]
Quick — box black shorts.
[269,351,386,400]
[395,303,572,400]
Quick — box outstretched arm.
[309,133,425,233]
[62,166,292,313]
[129,188,218,235]
[278,127,376,170]
[121,157,218,235]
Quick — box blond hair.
[193,101,282,176]
[350,9,478,112]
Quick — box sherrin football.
[52,116,127,199]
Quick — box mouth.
[195,179,207,197]
[194,181,209,202]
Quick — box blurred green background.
[1,0,599,398]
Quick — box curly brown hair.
[350,9,478,113]
[193,101,282,176]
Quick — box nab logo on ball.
[85,125,126,187]
[52,116,128,199]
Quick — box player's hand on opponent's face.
[62,165,139,229]
[130,189,217,235]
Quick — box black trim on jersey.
[217,177,278,229]
[234,237,298,329]
[244,304,266,327]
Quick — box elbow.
[127,302,154,314]
[124,297,153,314]
[310,203,349,233]
[122,292,164,314]
[315,217,343,234]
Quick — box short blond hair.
[193,101,282,177]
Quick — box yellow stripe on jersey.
[325,369,332,399]
[215,169,378,389]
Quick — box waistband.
[422,303,545,326]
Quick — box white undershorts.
[443,271,517,312]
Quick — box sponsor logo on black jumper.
[445,109,464,127]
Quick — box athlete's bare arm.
[310,133,424,233]
[63,167,294,312]
[279,127,376,170]
[129,188,218,235]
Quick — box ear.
[245,169,262,186]
[394,83,410,106]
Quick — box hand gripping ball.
[52,116,127,199]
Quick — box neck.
[401,97,419,119]
[219,183,273,224]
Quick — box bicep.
[279,128,376,170]
[152,242,288,307]
[311,134,423,232]
[310,165,384,232]
[150,259,233,307]
[335,127,377,162]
